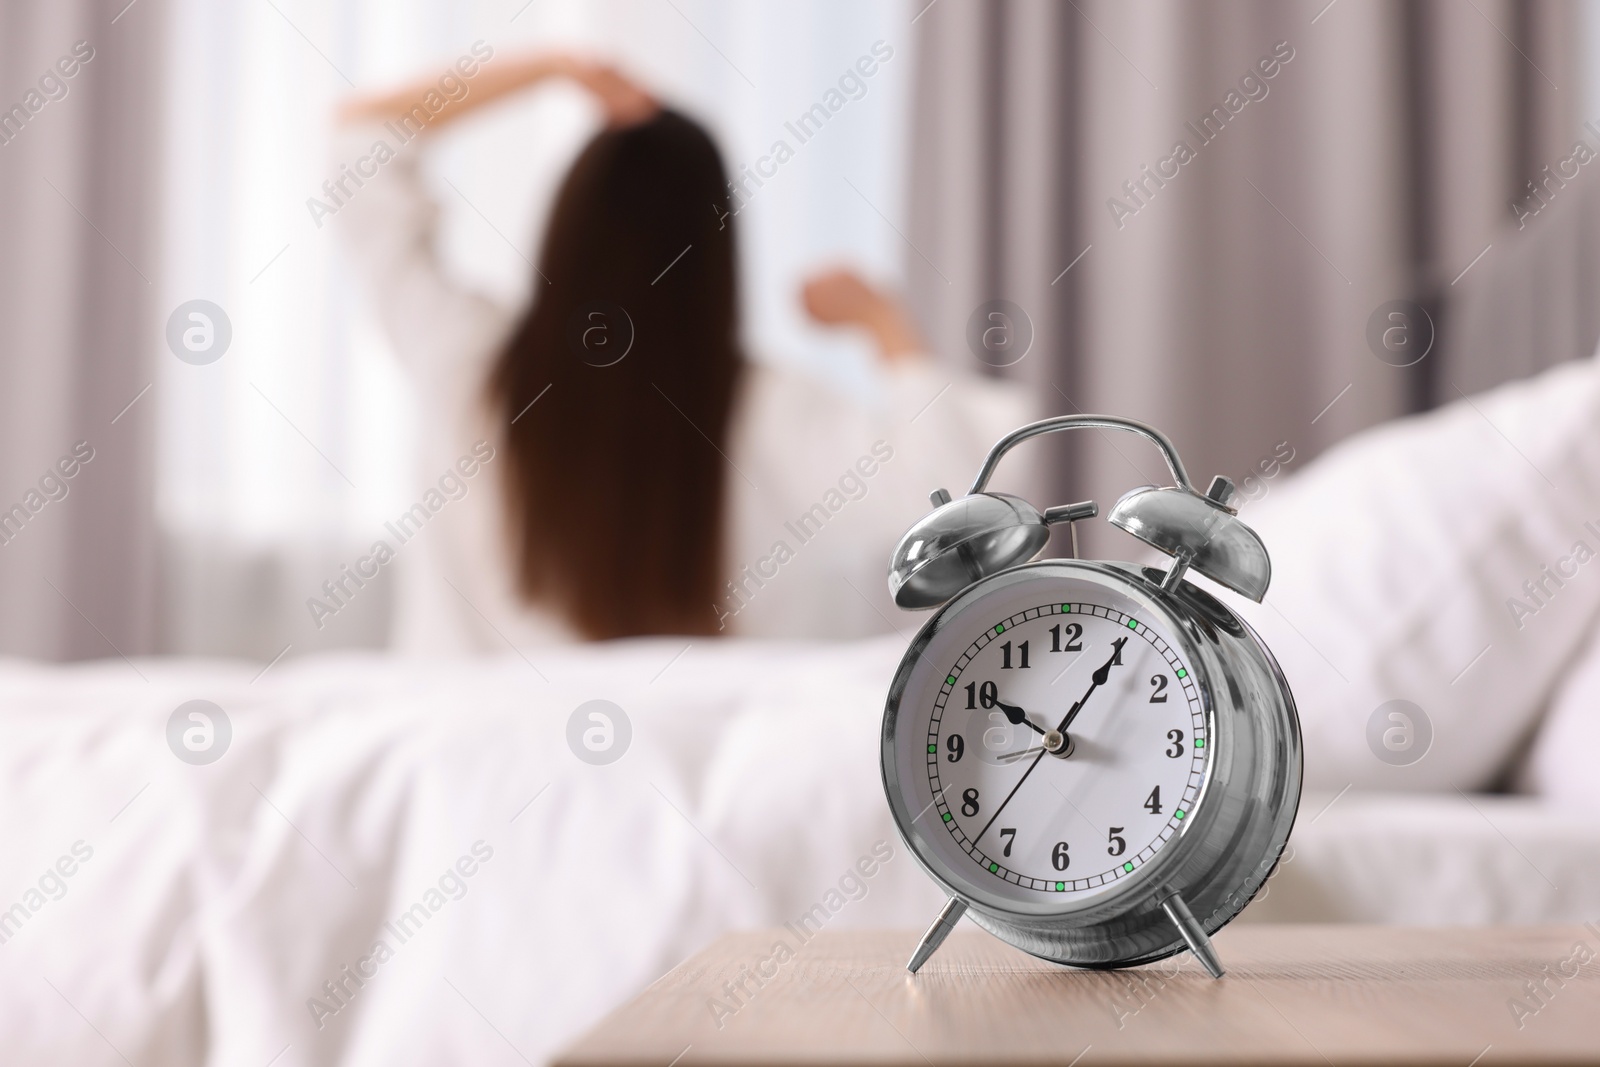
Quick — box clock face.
[887,568,1210,911]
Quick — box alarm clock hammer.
[884,414,1301,981]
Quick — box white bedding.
[1,642,1595,1067]
[1245,791,1600,925]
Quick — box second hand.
[971,638,1130,853]
[972,746,1047,847]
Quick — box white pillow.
[1514,619,1600,802]
[1223,357,1600,792]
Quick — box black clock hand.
[973,639,1130,847]
[1055,636,1129,735]
[994,699,1046,736]
[972,747,1047,846]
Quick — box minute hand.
[973,638,1130,847]
[1055,637,1129,735]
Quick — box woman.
[335,55,1035,650]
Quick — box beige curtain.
[1449,113,1600,397]
[0,1,165,658]
[909,0,1581,554]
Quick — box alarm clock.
[881,415,1301,977]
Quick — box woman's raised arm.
[800,268,926,364]
[338,52,657,132]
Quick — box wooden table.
[555,925,1600,1066]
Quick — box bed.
[0,637,1592,1066]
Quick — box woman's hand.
[563,59,658,127]
[801,268,925,363]
[337,51,658,132]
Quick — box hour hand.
[994,700,1046,736]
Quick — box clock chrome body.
[882,558,1301,970]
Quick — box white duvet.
[0,640,944,1066]
[0,636,1595,1067]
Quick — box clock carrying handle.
[967,415,1195,496]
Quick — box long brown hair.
[487,109,742,640]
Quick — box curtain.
[1448,123,1600,397]
[909,0,1581,555]
[0,0,165,659]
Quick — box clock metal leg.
[1161,892,1225,978]
[906,897,969,974]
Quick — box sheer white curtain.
[157,0,913,658]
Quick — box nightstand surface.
[555,924,1600,1066]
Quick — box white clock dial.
[904,584,1208,906]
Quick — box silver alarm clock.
[881,415,1301,977]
